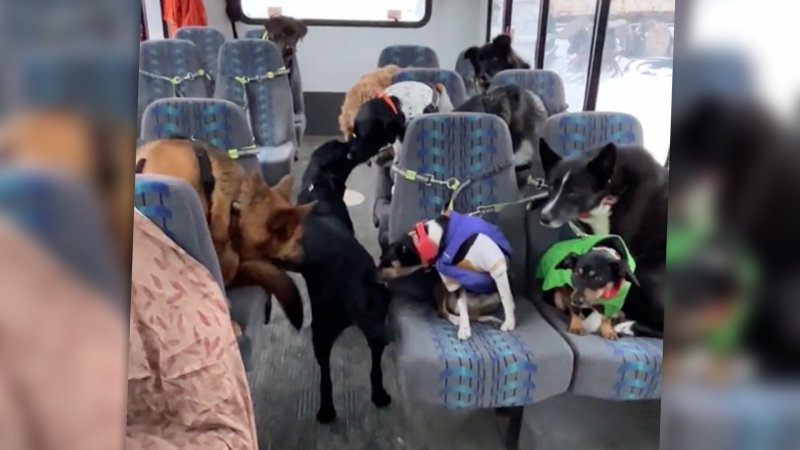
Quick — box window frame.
[234,0,433,28]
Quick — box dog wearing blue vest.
[378,211,515,340]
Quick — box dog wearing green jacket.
[537,235,659,340]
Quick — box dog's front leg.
[567,305,586,335]
[493,269,516,332]
[600,316,619,340]
[456,293,472,340]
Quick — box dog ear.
[538,138,561,176]
[588,143,617,184]
[492,34,513,53]
[464,46,479,62]
[612,260,640,287]
[556,253,579,271]
[273,174,294,200]
[295,19,308,39]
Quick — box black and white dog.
[280,97,404,424]
[463,35,531,92]
[456,84,548,174]
[538,140,667,333]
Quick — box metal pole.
[583,0,612,111]
[534,0,551,69]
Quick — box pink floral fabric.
[126,211,257,450]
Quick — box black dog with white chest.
[538,139,667,333]
[463,34,530,92]
[283,96,405,424]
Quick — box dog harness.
[536,235,635,317]
[430,211,513,295]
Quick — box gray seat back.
[241,29,305,117]
[378,45,440,68]
[454,49,481,97]
[392,68,468,107]
[133,174,225,289]
[541,111,644,158]
[243,29,267,39]
[138,40,211,125]
[174,26,226,81]
[215,40,295,148]
[491,69,569,116]
[0,168,125,304]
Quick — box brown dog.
[0,109,135,267]
[135,139,311,329]
[338,65,402,140]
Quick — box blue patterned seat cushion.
[175,26,225,80]
[541,111,645,157]
[138,40,210,125]
[390,297,573,408]
[393,68,469,108]
[491,69,569,116]
[378,45,440,69]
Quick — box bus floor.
[248,136,661,450]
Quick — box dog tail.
[614,320,663,339]
[260,265,304,330]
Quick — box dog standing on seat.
[135,139,311,330]
[260,15,308,71]
[378,212,515,340]
[276,97,404,423]
[538,139,667,334]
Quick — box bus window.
[596,0,675,164]
[508,0,541,64]
[543,0,599,111]
[240,0,430,25]
[488,0,505,39]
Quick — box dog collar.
[578,195,617,219]
[412,221,439,267]
[377,91,399,115]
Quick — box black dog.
[538,140,667,333]
[261,15,308,71]
[456,84,548,179]
[284,99,404,423]
[463,35,530,92]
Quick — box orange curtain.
[162,0,208,37]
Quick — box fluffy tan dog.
[338,64,402,140]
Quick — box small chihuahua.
[554,247,640,340]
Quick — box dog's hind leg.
[312,325,343,424]
[367,337,391,409]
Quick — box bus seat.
[541,111,644,158]
[215,40,296,185]
[175,26,225,83]
[140,98,266,181]
[491,69,569,116]
[0,168,125,306]
[241,29,306,143]
[529,111,662,400]
[134,174,270,372]
[392,68,468,107]
[138,40,211,126]
[387,113,574,446]
[378,45,440,69]
[454,49,482,97]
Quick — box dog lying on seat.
[379,212,515,340]
[135,138,311,330]
[339,65,402,140]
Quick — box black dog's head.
[263,16,308,65]
[481,84,526,125]
[377,233,424,282]
[557,247,639,306]
[539,139,618,228]
[347,95,406,164]
[464,35,530,90]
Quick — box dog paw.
[568,325,587,336]
[372,390,392,408]
[500,319,516,332]
[316,406,337,424]
[601,329,620,341]
[458,325,472,340]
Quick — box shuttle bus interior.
[137,0,674,448]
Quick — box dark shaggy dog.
[262,16,308,69]
[463,35,530,91]
[456,84,548,178]
[538,140,667,333]
[282,103,401,422]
